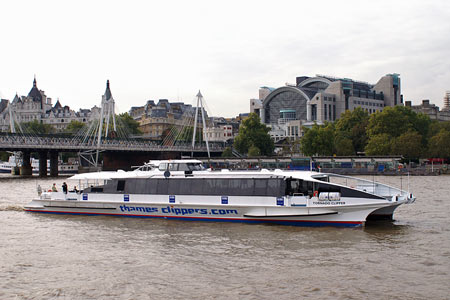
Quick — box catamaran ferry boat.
[24,160,415,227]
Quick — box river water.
[0,174,449,300]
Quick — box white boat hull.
[24,192,403,228]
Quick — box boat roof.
[69,170,153,180]
[69,168,325,181]
[148,159,203,166]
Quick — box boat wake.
[0,204,24,211]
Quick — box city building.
[130,99,242,143]
[443,91,450,111]
[251,74,403,141]
[131,99,196,139]
[405,99,450,122]
[204,117,238,144]
[0,77,100,132]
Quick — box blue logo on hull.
[276,197,284,206]
[221,196,228,204]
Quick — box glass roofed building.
[250,74,403,141]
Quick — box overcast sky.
[1,0,449,117]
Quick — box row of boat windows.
[86,177,383,199]
[97,178,287,197]
[159,163,204,171]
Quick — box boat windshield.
[159,162,205,172]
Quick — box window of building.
[324,104,327,120]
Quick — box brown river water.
[0,174,449,299]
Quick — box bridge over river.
[2,82,224,176]
[0,133,224,176]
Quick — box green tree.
[299,125,320,156]
[365,134,392,155]
[248,145,261,157]
[300,122,335,156]
[428,129,450,158]
[221,147,233,157]
[21,120,54,134]
[335,107,369,154]
[391,130,423,159]
[367,106,431,140]
[233,113,274,156]
[334,134,354,156]
[0,151,10,161]
[64,120,86,134]
[428,120,450,138]
[118,113,142,135]
[366,106,431,157]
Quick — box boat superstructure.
[24,160,415,227]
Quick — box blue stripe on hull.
[24,209,363,228]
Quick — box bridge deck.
[0,135,223,152]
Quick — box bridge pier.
[38,151,48,177]
[20,151,32,176]
[50,151,58,177]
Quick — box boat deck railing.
[325,174,407,198]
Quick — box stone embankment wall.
[322,165,448,176]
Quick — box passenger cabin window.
[285,179,316,197]
[117,180,126,191]
[91,187,104,193]
[113,177,285,197]
[169,163,180,171]
[158,163,168,171]
[165,163,204,171]
[187,163,203,171]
